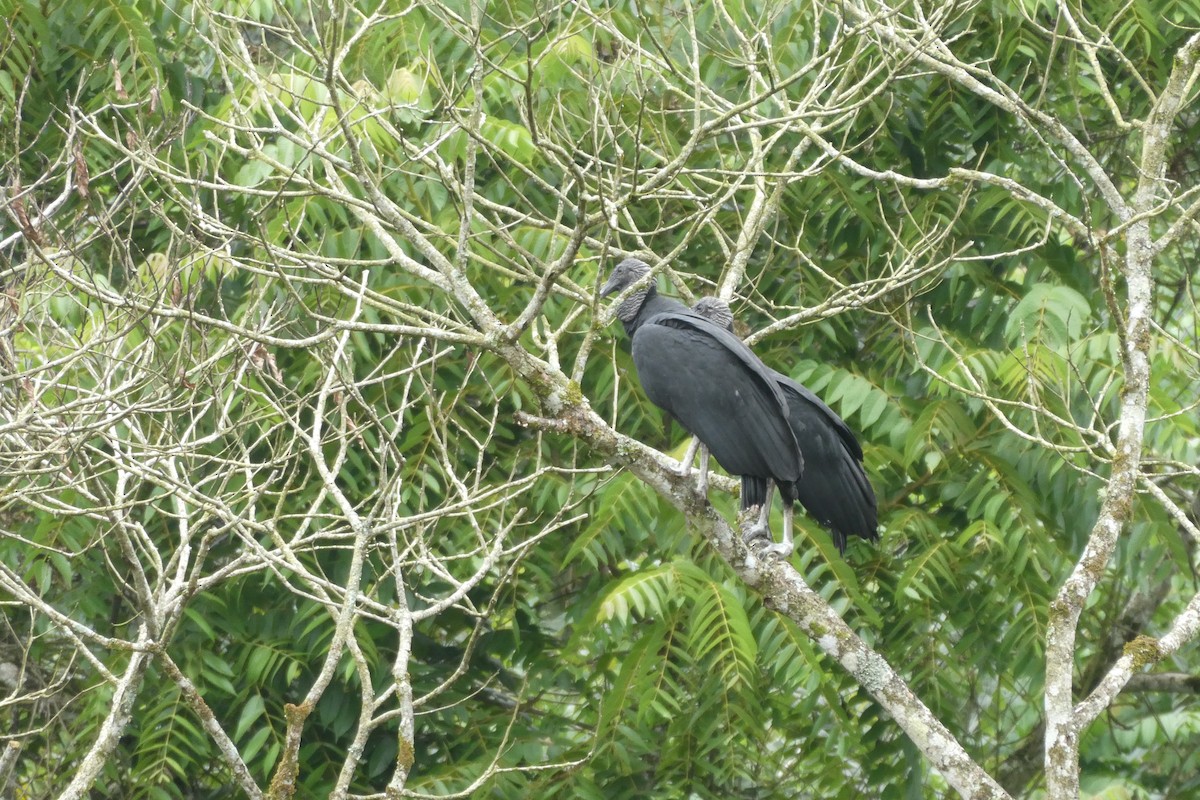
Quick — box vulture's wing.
[776,377,877,551]
[632,311,801,484]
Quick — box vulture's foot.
[759,540,794,559]
[739,503,773,547]
[741,524,772,547]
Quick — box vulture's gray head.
[600,257,651,297]
[692,296,735,333]
[600,257,654,324]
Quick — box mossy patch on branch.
[1123,634,1163,669]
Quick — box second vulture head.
[692,296,735,332]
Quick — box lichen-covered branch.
[1042,31,1199,800]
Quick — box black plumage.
[693,296,878,552]
[601,258,802,555]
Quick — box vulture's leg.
[696,443,710,497]
[743,481,775,545]
[679,435,701,477]
[762,503,795,558]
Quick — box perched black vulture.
[601,258,802,555]
[692,296,878,553]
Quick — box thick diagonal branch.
[516,393,1010,800]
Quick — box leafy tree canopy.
[1,1,1198,798]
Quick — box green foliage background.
[1,0,1198,798]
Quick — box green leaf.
[1005,283,1091,347]
[235,694,265,741]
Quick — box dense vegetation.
[1,1,1198,798]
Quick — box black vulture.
[600,258,802,555]
[692,296,878,553]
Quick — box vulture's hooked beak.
[599,273,620,297]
